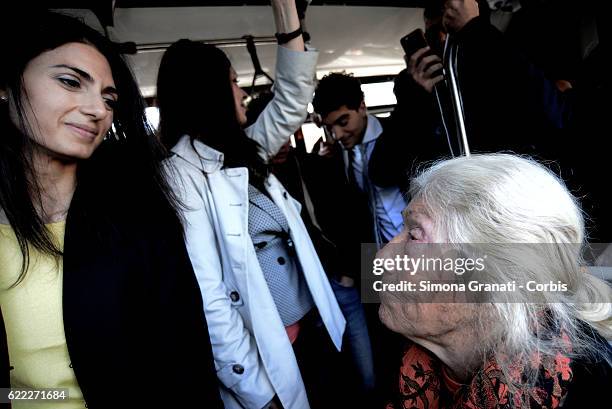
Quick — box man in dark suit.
[312,73,408,248]
[309,73,409,405]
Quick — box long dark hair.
[0,11,181,284]
[156,39,268,179]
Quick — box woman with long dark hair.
[157,1,346,408]
[0,10,222,408]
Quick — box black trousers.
[292,309,359,408]
[363,303,407,408]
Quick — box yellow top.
[0,222,85,408]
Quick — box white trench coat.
[166,46,346,409]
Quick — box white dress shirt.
[343,115,407,244]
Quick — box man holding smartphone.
[368,0,455,189]
[370,0,572,189]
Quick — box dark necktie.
[346,148,358,188]
[347,146,383,248]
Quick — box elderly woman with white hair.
[379,153,611,409]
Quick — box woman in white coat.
[156,1,346,408]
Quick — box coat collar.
[362,114,383,145]
[171,134,224,173]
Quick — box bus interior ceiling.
[24,0,602,126]
[46,3,422,99]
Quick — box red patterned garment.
[386,340,573,409]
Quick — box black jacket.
[1,189,223,408]
[369,15,574,191]
[274,126,399,282]
[563,333,612,407]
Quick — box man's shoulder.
[370,115,402,153]
[377,115,393,129]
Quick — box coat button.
[68,363,73,368]
[230,291,240,302]
[233,364,245,374]
[277,257,286,265]
[283,191,288,199]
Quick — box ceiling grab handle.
[243,35,274,95]
[444,34,471,157]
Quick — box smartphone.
[400,28,428,57]
[401,28,444,79]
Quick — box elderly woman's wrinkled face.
[378,199,477,343]
[392,200,436,244]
